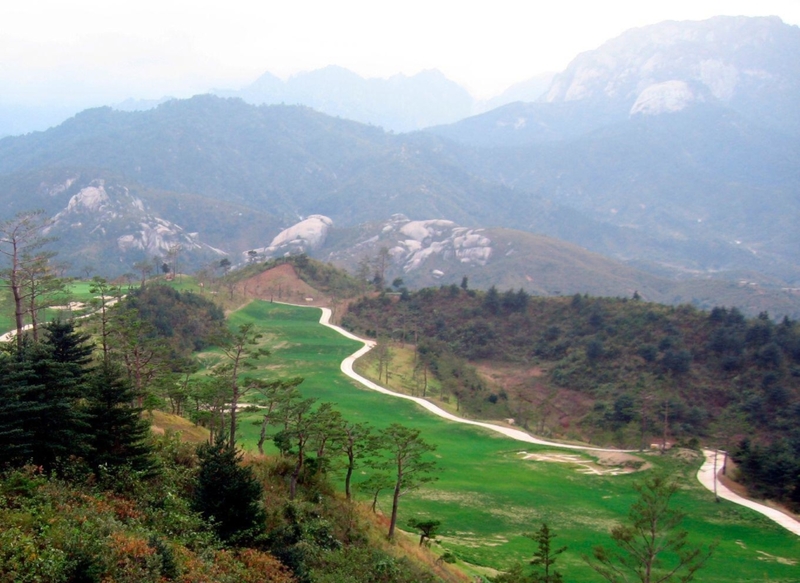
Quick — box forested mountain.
[448,105,800,284]
[0,16,797,318]
[425,16,800,287]
[0,97,524,229]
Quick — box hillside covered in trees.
[342,285,800,510]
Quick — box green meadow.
[227,301,800,582]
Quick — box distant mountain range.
[213,67,555,132]
[0,15,797,317]
[0,66,550,138]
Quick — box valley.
[224,298,800,580]
[1,11,800,582]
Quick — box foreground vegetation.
[0,284,457,582]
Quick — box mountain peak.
[543,15,800,132]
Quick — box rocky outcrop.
[344,215,493,279]
[248,215,333,260]
[46,178,225,262]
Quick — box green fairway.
[0,277,204,337]
[0,279,101,335]
[226,300,800,581]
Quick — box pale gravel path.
[316,306,800,536]
[697,450,800,536]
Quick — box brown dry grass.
[149,410,210,444]
[358,504,472,583]
[474,361,594,437]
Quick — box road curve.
[318,307,624,453]
[697,450,800,536]
[316,307,800,536]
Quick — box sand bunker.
[50,301,87,311]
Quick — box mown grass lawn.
[195,300,800,581]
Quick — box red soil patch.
[235,264,330,307]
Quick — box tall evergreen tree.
[528,523,567,583]
[84,361,153,476]
[45,319,94,370]
[0,320,94,472]
[0,349,41,467]
[22,339,90,472]
[587,474,716,583]
[193,434,266,546]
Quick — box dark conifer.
[0,350,41,467]
[21,340,88,471]
[84,362,154,476]
[193,433,266,546]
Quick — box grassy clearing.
[354,343,451,405]
[223,301,800,582]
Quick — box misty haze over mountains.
[0,15,799,317]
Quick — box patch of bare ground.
[437,533,509,550]
[755,551,798,566]
[518,450,650,475]
[671,447,701,462]
[235,264,331,306]
[474,361,594,437]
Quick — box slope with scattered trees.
[342,286,800,510]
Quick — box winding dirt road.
[317,307,800,537]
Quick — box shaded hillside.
[441,105,800,285]
[0,96,521,229]
[425,16,800,286]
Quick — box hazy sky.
[3,0,800,106]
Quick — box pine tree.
[84,362,153,476]
[193,434,266,546]
[588,474,716,583]
[45,319,94,368]
[0,321,96,472]
[528,523,566,583]
[32,321,94,468]
[21,340,90,471]
[0,350,41,467]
